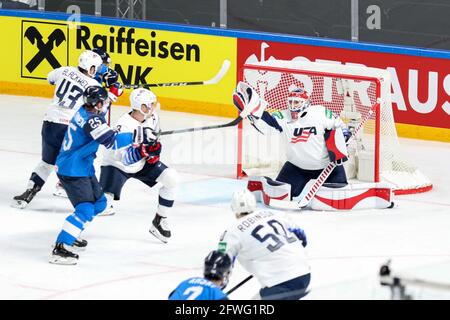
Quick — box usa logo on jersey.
[291,127,317,143]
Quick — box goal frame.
[236,62,382,185]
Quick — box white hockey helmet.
[287,87,310,119]
[231,189,256,215]
[78,50,103,78]
[130,88,157,118]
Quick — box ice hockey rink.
[0,94,449,300]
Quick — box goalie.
[234,82,393,210]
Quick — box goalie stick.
[269,102,379,210]
[123,60,231,89]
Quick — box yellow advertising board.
[0,14,237,117]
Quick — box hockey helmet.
[83,85,108,111]
[130,88,157,118]
[204,250,232,288]
[230,189,256,215]
[78,50,103,78]
[92,47,111,65]
[287,87,310,116]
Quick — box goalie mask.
[130,88,158,118]
[287,87,310,120]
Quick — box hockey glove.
[103,69,119,88]
[288,227,307,247]
[139,142,162,164]
[108,82,124,102]
[232,81,266,120]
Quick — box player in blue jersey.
[169,251,232,300]
[49,85,134,265]
[53,48,123,198]
[12,50,103,208]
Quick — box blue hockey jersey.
[169,277,228,300]
[56,106,132,177]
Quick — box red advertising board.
[238,39,450,129]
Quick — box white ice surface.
[0,94,449,300]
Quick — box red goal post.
[236,59,432,195]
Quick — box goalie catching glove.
[232,81,267,124]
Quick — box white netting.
[239,59,432,194]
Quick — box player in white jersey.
[233,82,351,202]
[12,50,104,209]
[98,88,179,243]
[218,189,311,300]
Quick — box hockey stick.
[225,275,254,295]
[160,116,242,136]
[269,103,378,210]
[123,60,231,89]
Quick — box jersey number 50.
[251,219,297,252]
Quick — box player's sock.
[12,184,42,209]
[149,213,171,243]
[49,243,79,265]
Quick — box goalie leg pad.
[247,176,291,205]
[309,182,394,211]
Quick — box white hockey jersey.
[101,111,160,174]
[264,105,347,170]
[45,66,100,125]
[218,210,310,288]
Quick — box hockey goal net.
[237,59,432,195]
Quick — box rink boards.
[0,9,449,141]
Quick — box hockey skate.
[149,214,171,243]
[49,243,79,265]
[97,193,115,216]
[53,181,68,198]
[97,203,115,216]
[72,238,88,251]
[12,185,41,209]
